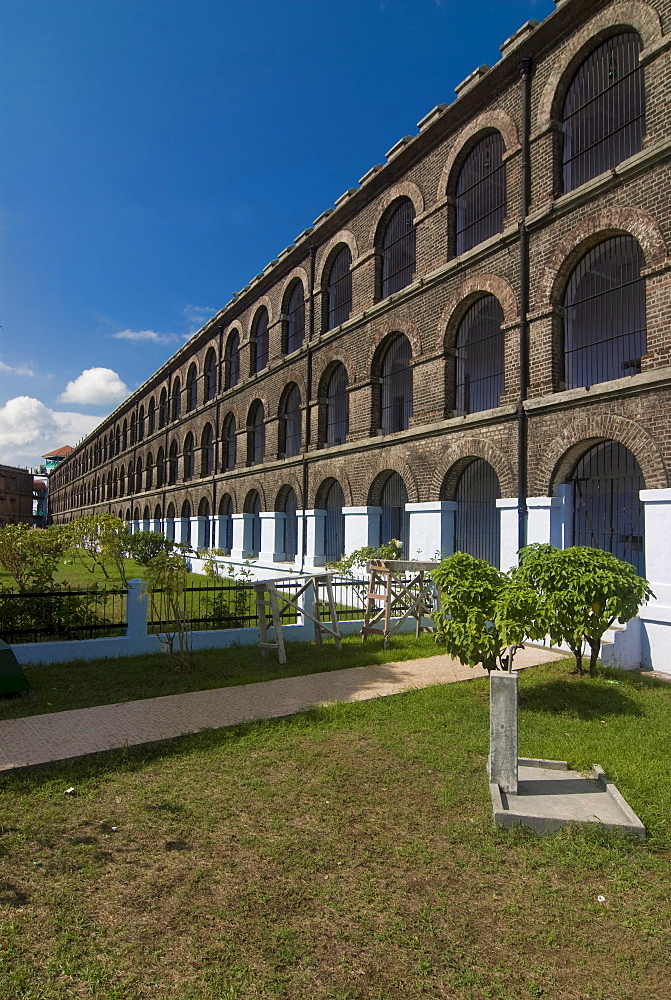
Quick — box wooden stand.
[253,572,342,664]
[361,560,439,649]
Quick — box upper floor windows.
[562,32,645,194]
[222,414,237,471]
[247,401,265,466]
[324,363,348,447]
[158,389,168,429]
[380,334,412,434]
[148,399,155,436]
[279,383,302,458]
[204,348,217,402]
[285,282,305,354]
[183,433,195,481]
[251,308,270,374]
[563,234,645,390]
[201,423,215,476]
[325,247,352,331]
[225,331,241,390]
[186,363,198,412]
[171,377,182,421]
[168,441,178,485]
[455,132,506,255]
[455,295,505,415]
[380,199,415,299]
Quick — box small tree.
[126,530,177,567]
[70,513,131,583]
[0,523,71,592]
[431,552,543,672]
[326,538,403,577]
[141,545,193,671]
[514,544,654,676]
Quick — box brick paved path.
[0,646,564,772]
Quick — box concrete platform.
[490,758,646,840]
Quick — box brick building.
[0,465,35,526]
[48,0,671,669]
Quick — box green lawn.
[0,632,443,721]
[1,659,670,999]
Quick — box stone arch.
[270,369,308,412]
[367,320,423,370]
[361,454,419,505]
[535,1,664,132]
[314,349,356,391]
[218,487,239,513]
[431,437,515,500]
[274,477,304,511]
[280,265,310,305]
[243,483,268,512]
[368,182,425,247]
[538,207,668,308]
[317,230,359,281]
[438,109,520,199]
[245,295,274,337]
[538,412,668,495]
[309,467,355,508]
[436,273,519,352]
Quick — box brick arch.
[243,482,268,511]
[245,394,269,424]
[431,438,515,500]
[311,473,351,509]
[196,493,212,516]
[536,2,663,132]
[437,110,520,199]
[367,319,423,370]
[274,477,304,511]
[245,295,274,337]
[538,413,668,495]
[217,488,239,514]
[280,266,310,307]
[270,370,308,413]
[435,272,519,352]
[538,207,668,308]
[368,182,425,247]
[360,454,419,505]
[314,349,356,393]
[219,402,242,431]
[317,230,359,281]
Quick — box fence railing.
[0,588,127,644]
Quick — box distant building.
[0,465,34,526]
[32,477,48,527]
[42,445,73,473]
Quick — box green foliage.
[140,544,193,671]
[327,538,403,576]
[0,587,114,643]
[126,530,177,567]
[513,544,654,676]
[0,523,71,592]
[203,556,254,627]
[69,514,131,585]
[431,552,544,672]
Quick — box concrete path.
[0,645,564,772]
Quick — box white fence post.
[126,578,149,638]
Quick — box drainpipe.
[301,244,317,572]
[517,57,533,560]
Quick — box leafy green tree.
[327,538,404,576]
[0,523,71,592]
[70,514,130,584]
[126,530,177,567]
[140,545,193,671]
[430,552,543,672]
[513,544,654,676]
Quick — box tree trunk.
[571,646,584,675]
[588,637,600,677]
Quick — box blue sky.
[0,0,554,469]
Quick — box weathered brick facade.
[49,0,671,574]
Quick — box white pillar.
[151,517,162,534]
[639,489,671,673]
[496,498,518,573]
[126,578,148,639]
[230,513,247,562]
[260,511,282,563]
[132,519,141,535]
[295,509,326,570]
[406,500,457,561]
[527,496,565,548]
[195,516,208,550]
[343,506,381,555]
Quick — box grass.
[0,632,443,721]
[0,659,670,999]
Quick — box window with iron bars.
[455,295,505,415]
[378,472,409,556]
[225,331,240,389]
[455,132,506,256]
[285,282,305,354]
[280,385,302,457]
[380,334,412,433]
[326,247,352,330]
[453,459,500,567]
[252,309,269,374]
[247,402,265,466]
[381,200,415,299]
[325,364,349,447]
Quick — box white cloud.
[0,359,36,376]
[183,304,216,331]
[112,328,179,344]
[58,367,129,406]
[0,396,100,469]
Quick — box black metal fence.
[0,588,127,644]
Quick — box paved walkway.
[0,646,565,772]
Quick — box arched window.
[122,420,128,451]
[225,330,241,390]
[279,384,302,457]
[168,441,178,485]
[181,500,192,546]
[453,460,500,566]
[281,488,298,559]
[285,282,305,354]
[251,308,269,374]
[222,414,237,471]
[128,461,135,494]
[455,132,506,255]
[186,363,198,411]
[380,199,416,299]
[325,363,349,447]
[563,235,645,390]
[138,405,145,441]
[115,426,121,455]
[156,447,165,487]
[218,494,233,553]
[183,433,195,481]
[171,377,181,421]
[135,457,143,492]
[562,32,645,194]
[130,413,136,446]
[380,334,412,433]
[378,473,409,555]
[146,454,153,490]
[198,497,211,549]
[166,502,176,541]
[325,246,352,331]
[455,296,505,414]
[323,480,345,563]
[154,503,162,528]
[158,390,168,429]
[204,348,217,402]
[247,401,265,466]
[245,491,262,557]
[148,398,156,435]
[201,424,214,476]
[570,441,644,575]
[113,469,118,498]
[119,466,125,496]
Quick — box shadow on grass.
[519,678,643,720]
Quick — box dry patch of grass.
[1,660,670,999]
